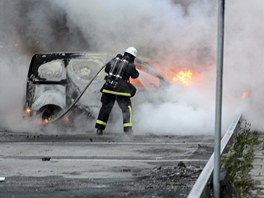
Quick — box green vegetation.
[221,121,259,198]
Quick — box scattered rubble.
[127,162,203,197]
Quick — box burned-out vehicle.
[23,53,166,125]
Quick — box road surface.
[0,131,214,197]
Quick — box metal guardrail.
[188,114,242,198]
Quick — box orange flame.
[43,118,49,124]
[130,78,143,87]
[164,69,194,86]
[25,107,31,114]
[172,70,193,85]
[241,89,250,99]
[23,107,31,117]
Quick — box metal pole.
[214,0,225,197]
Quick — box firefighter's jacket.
[101,58,139,97]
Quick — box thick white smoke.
[0,1,31,131]
[0,0,263,134]
[222,0,264,131]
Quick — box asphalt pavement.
[0,131,214,198]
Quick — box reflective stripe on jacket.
[102,89,131,97]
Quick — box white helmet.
[125,46,137,57]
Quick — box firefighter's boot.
[96,128,103,135]
[124,127,133,136]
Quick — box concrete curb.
[248,133,264,197]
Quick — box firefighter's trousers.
[95,93,133,132]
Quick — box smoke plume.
[0,0,263,134]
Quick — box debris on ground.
[41,157,51,161]
[127,162,203,197]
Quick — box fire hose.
[47,65,106,124]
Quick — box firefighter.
[95,47,139,135]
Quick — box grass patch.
[221,120,259,198]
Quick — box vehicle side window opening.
[67,58,105,85]
[66,58,105,107]
[36,60,66,81]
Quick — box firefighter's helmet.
[125,47,137,58]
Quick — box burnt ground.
[128,163,202,197]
